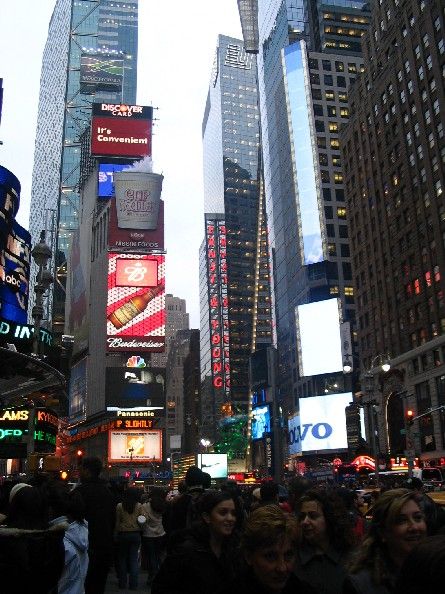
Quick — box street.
[105,569,151,593]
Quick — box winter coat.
[115,501,145,533]
[142,501,165,538]
[73,478,116,563]
[343,569,395,594]
[294,543,350,594]
[222,566,319,594]
[0,524,65,593]
[151,524,239,594]
[58,519,89,594]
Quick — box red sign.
[91,116,152,158]
[115,258,157,287]
[206,220,231,401]
[106,254,165,352]
[108,199,164,251]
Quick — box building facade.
[151,294,189,368]
[341,0,445,462]
[200,35,273,442]
[30,0,138,338]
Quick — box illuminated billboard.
[0,221,31,324]
[0,166,20,253]
[91,103,153,158]
[197,453,228,479]
[205,219,231,404]
[296,298,342,377]
[296,392,351,452]
[98,163,127,198]
[108,429,162,463]
[251,405,271,440]
[69,358,87,422]
[107,253,165,352]
[106,365,165,409]
[283,41,324,265]
[80,54,124,92]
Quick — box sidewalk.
[105,569,151,593]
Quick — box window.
[337,207,346,218]
[310,73,320,85]
[313,104,323,116]
[340,107,349,117]
[315,120,325,132]
[322,60,332,71]
[339,225,348,239]
[325,90,335,101]
[329,122,339,132]
[328,243,336,256]
[337,76,346,88]
[324,75,334,86]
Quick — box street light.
[200,438,211,452]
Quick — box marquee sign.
[205,219,231,402]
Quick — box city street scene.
[0,0,445,593]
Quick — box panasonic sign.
[288,392,351,453]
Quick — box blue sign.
[251,405,271,440]
[98,163,127,198]
[0,220,31,324]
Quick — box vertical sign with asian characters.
[206,220,231,407]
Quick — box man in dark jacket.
[74,456,116,594]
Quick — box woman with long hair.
[141,487,167,585]
[114,487,146,590]
[151,489,239,594]
[344,488,427,594]
[295,488,356,594]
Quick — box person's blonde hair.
[241,505,299,552]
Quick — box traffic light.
[76,449,84,466]
[406,409,415,426]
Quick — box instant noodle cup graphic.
[114,171,163,230]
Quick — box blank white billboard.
[296,298,342,377]
[299,392,351,451]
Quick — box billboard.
[108,192,164,252]
[80,55,124,92]
[69,358,87,422]
[91,103,153,158]
[105,365,165,409]
[296,298,343,377]
[0,221,31,324]
[108,429,162,463]
[98,163,127,198]
[292,393,351,452]
[197,453,228,479]
[251,405,271,440]
[0,165,20,253]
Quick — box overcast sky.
[0,0,242,327]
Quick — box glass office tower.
[200,35,272,440]
[30,0,138,337]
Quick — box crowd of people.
[0,457,445,593]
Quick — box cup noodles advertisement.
[107,253,165,352]
[108,429,162,462]
[90,103,153,158]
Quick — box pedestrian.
[224,504,317,594]
[74,456,116,594]
[163,465,205,538]
[394,534,445,594]
[115,487,146,590]
[295,488,356,594]
[152,489,239,594]
[48,481,89,594]
[0,482,65,593]
[344,488,427,594]
[141,487,167,585]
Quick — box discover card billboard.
[288,392,352,453]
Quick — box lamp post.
[200,438,211,452]
[26,231,53,460]
[344,353,391,487]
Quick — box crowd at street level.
[0,459,444,594]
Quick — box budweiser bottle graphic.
[108,283,164,329]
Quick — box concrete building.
[341,0,445,463]
[29,0,139,338]
[151,294,189,368]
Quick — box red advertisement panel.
[107,254,165,352]
[108,199,164,252]
[115,258,158,287]
[91,116,152,158]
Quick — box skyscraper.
[341,0,445,461]
[30,0,138,337]
[237,1,370,425]
[200,35,272,441]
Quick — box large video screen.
[106,254,165,352]
[106,365,165,409]
[108,429,162,463]
[296,298,342,377]
[298,392,352,452]
[251,405,271,440]
[197,453,228,479]
[98,163,127,198]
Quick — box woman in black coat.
[151,489,239,594]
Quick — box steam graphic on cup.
[114,156,163,230]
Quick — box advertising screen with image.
[298,392,351,452]
[105,366,165,409]
[296,298,343,377]
[251,405,271,440]
[108,429,162,462]
[98,163,127,198]
[197,453,228,479]
[106,253,165,352]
